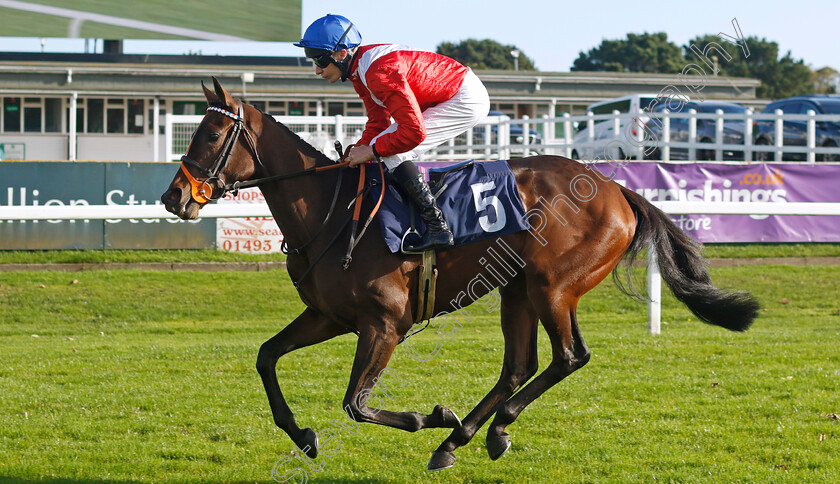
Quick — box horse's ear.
[202,80,218,104]
[211,76,236,108]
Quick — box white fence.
[6,200,840,335]
[564,109,840,163]
[2,203,272,221]
[165,114,516,162]
[166,110,840,163]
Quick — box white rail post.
[499,119,510,160]
[744,109,753,161]
[541,114,550,155]
[69,92,77,162]
[563,113,572,158]
[335,115,344,159]
[774,108,784,161]
[548,100,557,151]
[715,109,724,161]
[612,110,621,142]
[315,103,323,136]
[688,109,697,161]
[635,113,644,159]
[807,109,816,163]
[164,113,173,161]
[494,117,502,159]
[484,123,492,158]
[465,123,474,159]
[647,242,661,335]
[662,110,671,161]
[522,115,530,156]
[153,96,160,162]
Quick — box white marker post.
[647,242,661,335]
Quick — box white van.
[570,94,661,160]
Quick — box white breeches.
[372,69,490,171]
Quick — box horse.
[160,78,759,471]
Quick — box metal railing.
[165,110,840,164]
[165,113,518,162]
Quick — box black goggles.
[305,48,335,69]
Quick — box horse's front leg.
[256,308,351,457]
[341,326,461,432]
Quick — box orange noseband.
[180,162,217,204]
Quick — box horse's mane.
[253,105,334,164]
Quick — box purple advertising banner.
[589,162,840,243]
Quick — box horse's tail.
[615,186,759,332]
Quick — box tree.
[571,32,685,73]
[683,35,815,99]
[436,39,536,71]
[812,67,839,94]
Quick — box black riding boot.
[391,161,454,252]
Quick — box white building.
[0,52,760,162]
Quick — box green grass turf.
[0,249,286,265]
[0,265,838,482]
[1,243,839,265]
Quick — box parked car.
[570,94,661,160]
[472,110,542,154]
[753,95,840,161]
[643,100,748,161]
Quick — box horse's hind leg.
[485,292,590,460]
[428,277,539,471]
[340,323,462,433]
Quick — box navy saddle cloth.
[368,159,530,253]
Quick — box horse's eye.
[209,132,221,142]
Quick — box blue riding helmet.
[294,14,362,52]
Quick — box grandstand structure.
[0,52,759,162]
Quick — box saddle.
[367,159,530,325]
[372,159,529,254]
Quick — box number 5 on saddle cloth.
[369,160,531,254]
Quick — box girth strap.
[416,249,438,323]
[397,248,439,345]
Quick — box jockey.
[295,14,491,252]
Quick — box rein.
[286,154,385,288]
[179,103,386,290]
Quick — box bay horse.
[161,79,759,471]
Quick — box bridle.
[177,100,384,290]
[179,104,259,204]
[179,102,351,204]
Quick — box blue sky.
[3,0,837,73]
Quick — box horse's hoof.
[297,427,319,459]
[486,432,511,461]
[432,404,462,428]
[427,450,456,471]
